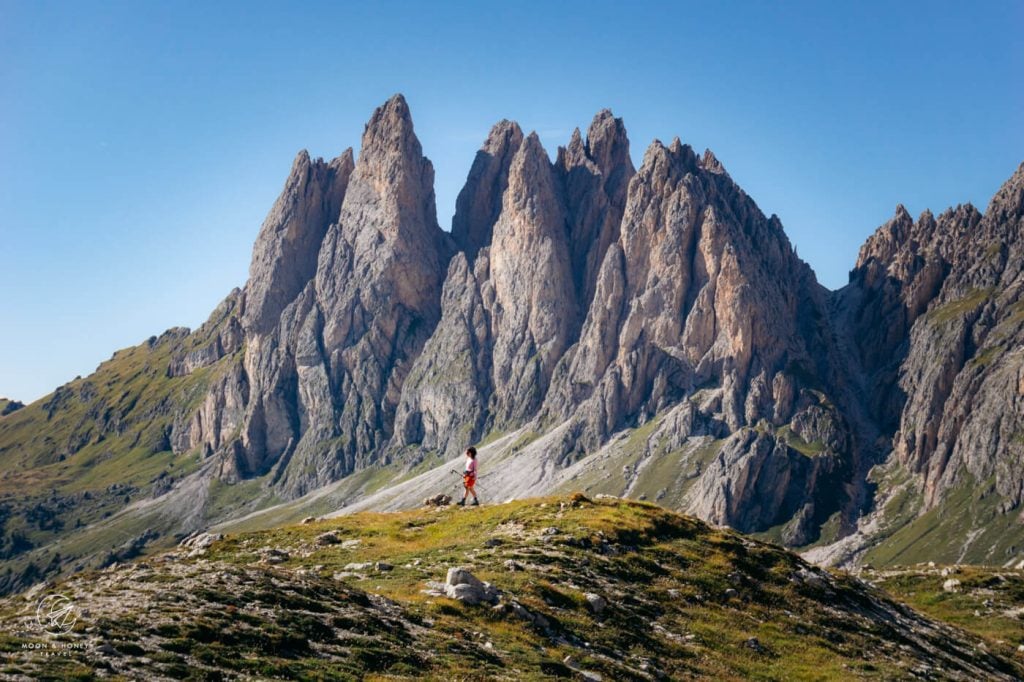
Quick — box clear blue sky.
[1,1,1021,403]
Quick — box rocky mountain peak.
[556,128,587,172]
[293,148,312,169]
[328,147,356,175]
[987,161,1024,224]
[242,147,354,335]
[486,119,524,148]
[537,122,854,543]
[549,124,819,423]
[637,138,699,189]
[491,129,573,262]
[313,90,451,392]
[213,94,456,492]
[361,93,414,147]
[487,131,576,422]
[668,136,698,164]
[498,132,567,235]
[515,131,550,171]
[584,109,632,178]
[854,204,916,272]
[701,149,727,176]
[353,94,437,222]
[451,119,524,259]
[853,200,981,287]
[567,126,585,151]
[555,111,635,309]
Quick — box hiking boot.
[457,499,466,507]
[471,499,479,506]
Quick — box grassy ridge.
[0,294,243,594]
[1,496,1020,680]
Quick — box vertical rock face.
[316,94,451,336]
[395,130,581,452]
[391,120,527,457]
[803,162,1024,564]
[548,139,825,439]
[174,95,454,495]
[395,113,638,455]
[841,204,981,429]
[887,164,1024,508]
[299,94,452,478]
[536,139,851,538]
[274,94,453,494]
[243,150,355,335]
[451,120,524,260]
[488,133,576,423]
[392,252,493,455]
[557,110,635,308]
[227,149,355,485]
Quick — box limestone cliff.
[171,94,454,496]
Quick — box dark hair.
[466,446,477,458]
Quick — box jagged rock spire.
[542,131,843,539]
[987,161,1024,224]
[488,132,576,423]
[348,94,439,243]
[558,109,635,310]
[243,148,354,335]
[584,109,633,188]
[451,119,524,260]
[316,93,452,350]
[221,94,455,492]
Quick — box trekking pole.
[450,468,485,502]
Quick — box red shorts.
[463,474,476,488]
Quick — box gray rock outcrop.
[442,566,499,605]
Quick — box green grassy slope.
[0,294,243,594]
[858,469,1024,568]
[867,564,1024,656]
[1,496,1019,681]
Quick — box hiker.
[458,446,479,506]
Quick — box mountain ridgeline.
[1,95,1022,594]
